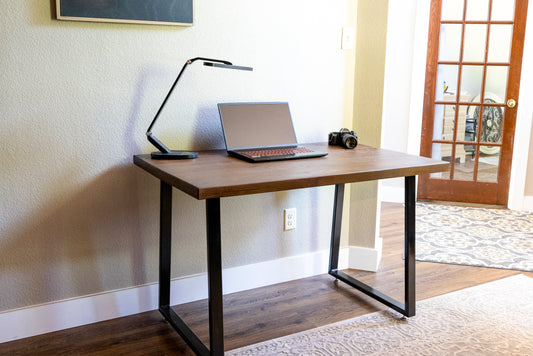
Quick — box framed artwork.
[56,0,194,26]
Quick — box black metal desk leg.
[159,181,172,309]
[329,184,345,272]
[158,182,210,355]
[328,178,417,317]
[206,198,224,356]
[404,175,416,317]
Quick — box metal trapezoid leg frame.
[158,181,218,355]
[328,178,416,317]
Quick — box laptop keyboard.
[240,147,314,158]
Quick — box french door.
[418,0,528,205]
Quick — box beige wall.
[0,0,356,312]
[349,0,389,248]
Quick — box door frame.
[378,0,533,210]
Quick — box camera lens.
[342,135,357,149]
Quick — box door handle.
[507,99,517,108]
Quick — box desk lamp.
[146,57,253,159]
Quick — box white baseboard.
[0,248,350,344]
[347,237,383,272]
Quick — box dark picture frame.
[56,0,193,26]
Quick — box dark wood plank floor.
[2,203,530,355]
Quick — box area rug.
[227,274,533,355]
[416,202,533,271]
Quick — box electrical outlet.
[284,208,296,231]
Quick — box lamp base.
[151,150,198,159]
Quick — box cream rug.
[227,274,533,355]
[416,203,533,272]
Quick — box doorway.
[418,0,528,205]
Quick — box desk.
[134,143,448,355]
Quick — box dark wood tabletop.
[133,143,449,200]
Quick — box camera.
[328,128,358,149]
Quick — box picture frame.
[56,0,194,26]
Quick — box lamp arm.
[146,132,171,153]
[145,57,233,153]
[146,58,232,134]
[189,57,232,66]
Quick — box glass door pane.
[491,0,515,21]
[439,24,463,61]
[466,0,490,21]
[478,147,500,182]
[488,25,513,62]
[442,0,465,20]
[480,105,504,144]
[463,24,487,62]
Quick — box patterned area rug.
[416,203,533,271]
[228,275,533,355]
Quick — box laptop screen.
[218,102,298,150]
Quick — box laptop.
[218,102,328,162]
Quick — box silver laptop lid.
[218,102,298,151]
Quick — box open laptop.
[218,102,328,162]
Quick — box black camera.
[328,128,358,149]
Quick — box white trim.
[406,0,431,156]
[0,248,350,344]
[347,237,383,272]
[508,2,533,210]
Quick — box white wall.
[380,0,427,200]
[0,0,356,313]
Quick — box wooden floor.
[2,203,531,355]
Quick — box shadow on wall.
[190,106,227,152]
[0,165,158,312]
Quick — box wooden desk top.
[134,143,449,200]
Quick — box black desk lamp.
[146,57,253,159]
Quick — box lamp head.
[203,61,253,71]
